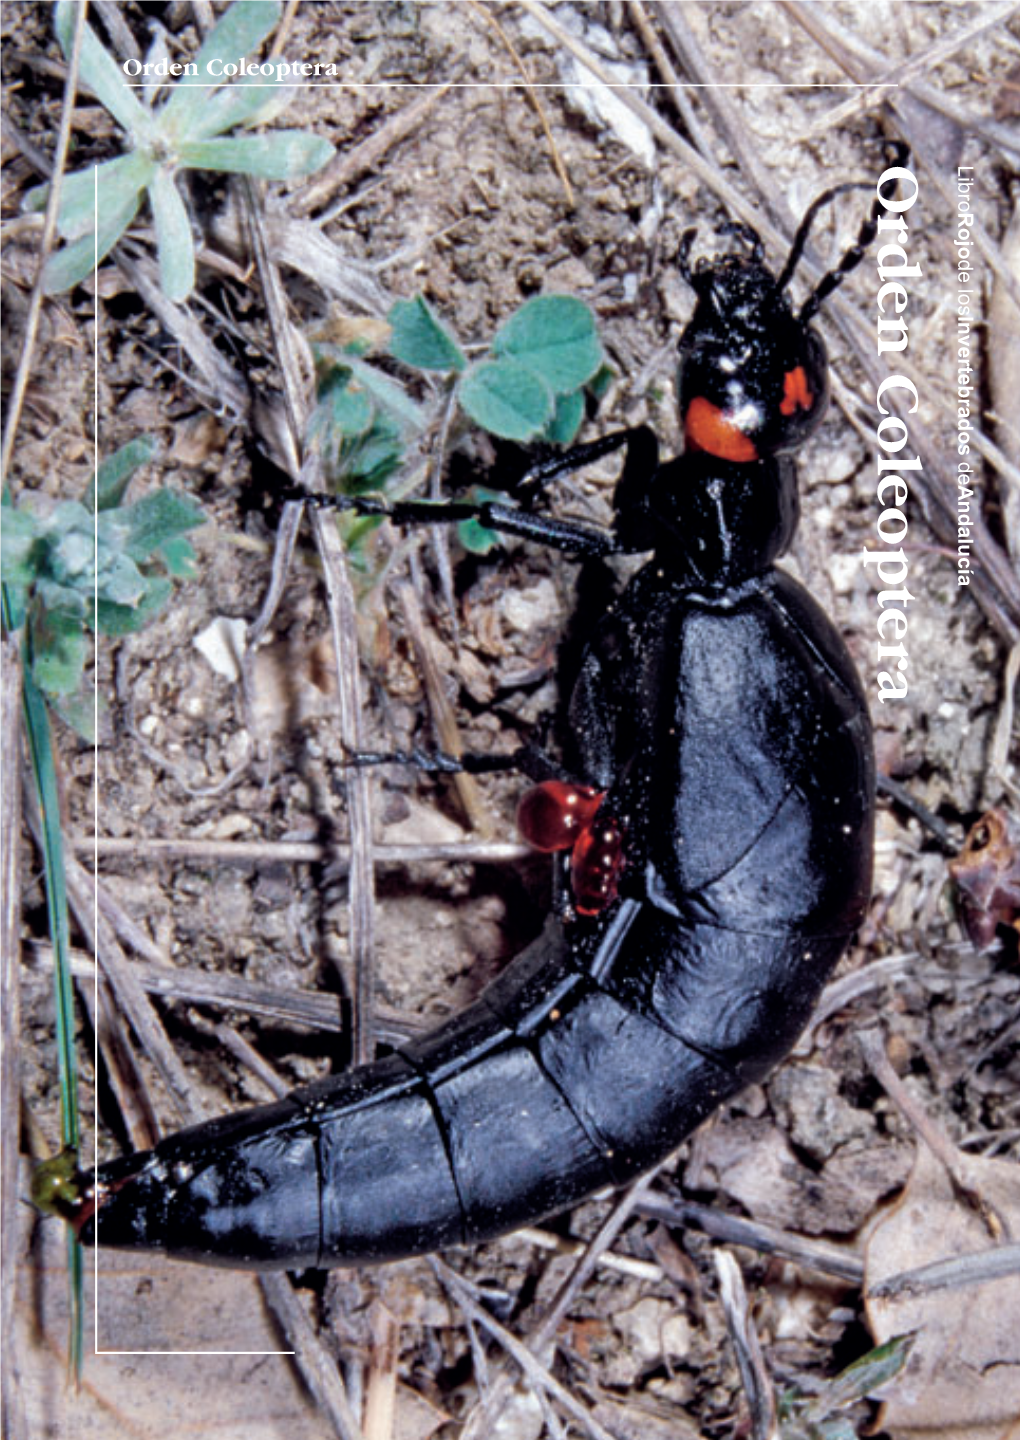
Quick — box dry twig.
[714,1250,779,1440]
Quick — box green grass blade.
[19,661,79,1148]
[2,580,83,1373]
[66,1229,83,1379]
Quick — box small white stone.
[194,616,247,682]
[500,579,560,633]
[829,553,859,595]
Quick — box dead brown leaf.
[864,1144,1020,1440]
[169,412,228,467]
[696,1117,912,1236]
[13,1200,329,1439]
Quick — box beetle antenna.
[678,228,697,285]
[786,141,911,324]
[776,181,872,294]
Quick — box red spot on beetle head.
[683,397,759,462]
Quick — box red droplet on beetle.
[517,781,604,853]
[571,817,625,915]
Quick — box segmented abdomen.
[82,571,872,1271]
[84,910,742,1267]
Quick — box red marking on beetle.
[683,397,758,462]
[518,781,624,916]
[69,1164,144,1240]
[70,1190,99,1241]
[780,366,813,416]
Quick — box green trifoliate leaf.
[388,296,466,372]
[459,359,553,441]
[491,295,602,395]
[456,488,505,556]
[543,389,586,445]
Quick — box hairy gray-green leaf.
[42,183,143,294]
[155,535,199,577]
[48,510,97,586]
[337,424,403,493]
[96,578,174,636]
[34,577,87,620]
[31,601,89,695]
[0,507,41,591]
[179,73,284,142]
[320,375,374,439]
[340,353,427,431]
[52,687,101,743]
[111,490,206,565]
[55,0,155,141]
[166,0,281,126]
[177,131,332,180]
[96,549,150,609]
[91,436,157,512]
[26,152,155,240]
[150,169,195,302]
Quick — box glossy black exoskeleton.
[58,158,912,1270]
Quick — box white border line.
[87,157,295,1360]
[87,57,893,1358]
